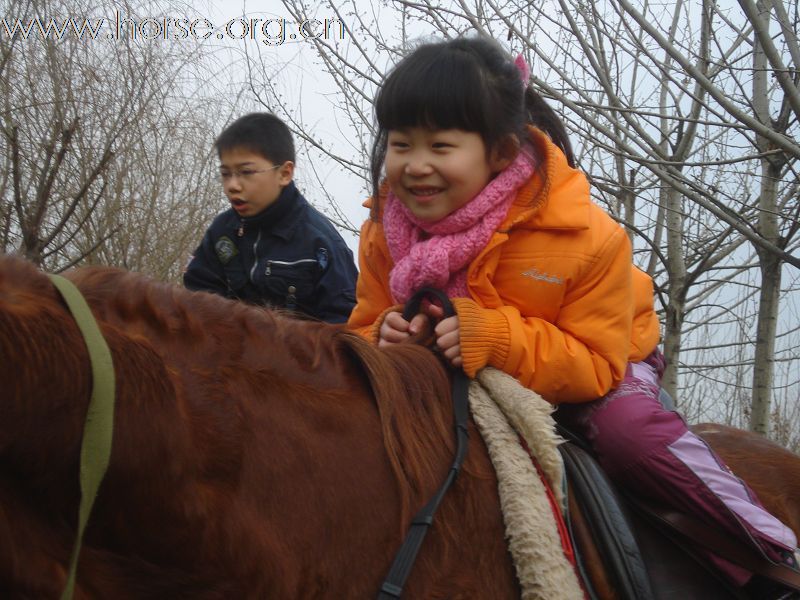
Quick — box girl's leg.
[557,350,797,586]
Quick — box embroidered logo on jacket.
[522,267,564,285]
[214,236,238,265]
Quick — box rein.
[48,274,116,600]
[377,288,471,599]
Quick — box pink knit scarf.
[384,149,535,303]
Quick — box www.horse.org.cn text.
[0,10,348,46]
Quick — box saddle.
[558,434,654,600]
[558,425,800,600]
[468,369,767,600]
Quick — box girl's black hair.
[369,36,574,210]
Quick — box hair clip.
[514,53,530,84]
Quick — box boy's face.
[219,147,294,218]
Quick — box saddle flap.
[560,440,655,600]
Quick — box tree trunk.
[662,183,686,402]
[750,249,781,434]
[749,0,783,435]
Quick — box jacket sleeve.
[347,218,399,341]
[456,226,634,404]
[183,229,229,296]
[311,236,359,324]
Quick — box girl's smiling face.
[385,128,511,222]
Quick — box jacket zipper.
[249,230,262,283]
[265,258,317,276]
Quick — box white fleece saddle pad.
[469,367,583,599]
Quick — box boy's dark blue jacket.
[184,181,357,323]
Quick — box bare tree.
[742,0,800,433]
[0,0,237,279]
[84,105,231,282]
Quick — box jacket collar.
[240,181,306,240]
[501,127,590,231]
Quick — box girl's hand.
[378,303,462,369]
[378,311,429,347]
[409,301,462,367]
[434,315,462,368]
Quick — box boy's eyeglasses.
[219,163,282,182]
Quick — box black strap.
[377,288,471,599]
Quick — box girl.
[347,35,798,594]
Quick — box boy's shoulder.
[205,208,240,237]
[290,190,349,246]
[201,188,349,252]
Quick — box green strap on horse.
[49,274,116,600]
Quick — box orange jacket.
[348,128,661,403]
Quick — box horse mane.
[337,332,455,525]
[66,262,353,387]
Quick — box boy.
[184,113,357,323]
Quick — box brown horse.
[0,254,797,598]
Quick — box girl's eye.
[389,140,409,149]
[432,142,453,149]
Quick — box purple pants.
[556,350,797,586]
